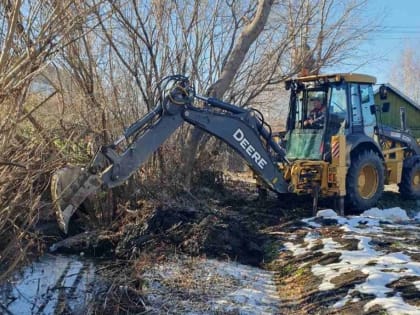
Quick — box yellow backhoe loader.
[51,74,420,233]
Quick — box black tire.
[399,160,420,199]
[346,150,384,211]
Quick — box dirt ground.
[28,175,420,314]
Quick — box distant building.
[374,83,420,139]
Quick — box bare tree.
[0,0,103,282]
[84,0,379,188]
[182,0,275,186]
[390,45,420,104]
[181,0,379,185]
[285,0,379,75]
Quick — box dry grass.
[0,99,221,283]
[0,131,64,281]
[0,91,97,280]
[139,255,242,313]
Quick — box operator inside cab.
[304,96,326,128]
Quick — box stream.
[0,254,104,315]
[0,252,282,315]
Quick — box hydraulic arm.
[52,75,289,233]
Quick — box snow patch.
[364,295,420,315]
[316,209,338,218]
[283,241,308,256]
[302,217,321,228]
[362,207,410,222]
[292,207,420,315]
[304,231,322,249]
[283,231,321,256]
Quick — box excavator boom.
[52,75,289,233]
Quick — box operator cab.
[284,73,377,161]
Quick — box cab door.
[349,83,363,133]
[328,83,348,135]
[360,84,376,138]
[349,83,376,137]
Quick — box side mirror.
[382,102,390,112]
[379,85,388,100]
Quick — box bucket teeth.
[51,166,101,233]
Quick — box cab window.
[328,83,348,133]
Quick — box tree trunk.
[181,0,274,187]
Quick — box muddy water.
[0,254,103,315]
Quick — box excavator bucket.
[51,166,102,234]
